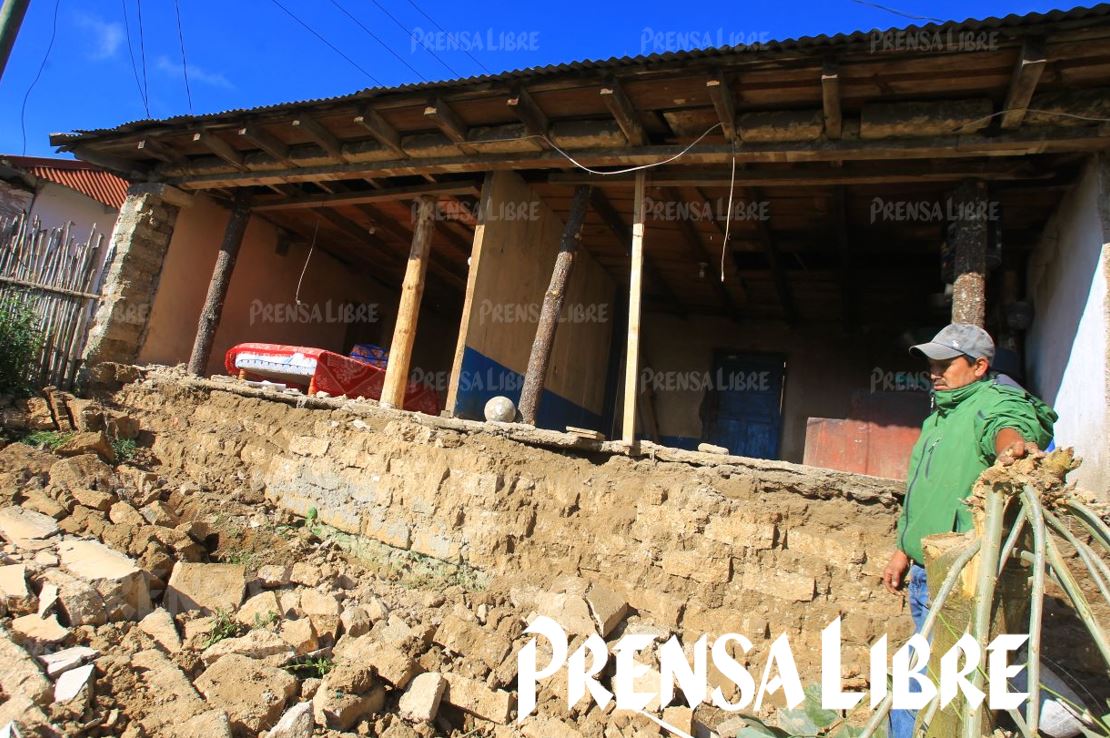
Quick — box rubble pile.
[0,411,750,738]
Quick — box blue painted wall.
[454,346,603,431]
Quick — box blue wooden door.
[706,351,786,459]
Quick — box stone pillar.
[81,184,188,372]
[950,179,989,326]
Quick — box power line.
[268,0,383,85]
[173,0,193,112]
[135,0,150,113]
[402,0,491,75]
[363,0,461,78]
[119,0,149,116]
[327,0,428,82]
[20,0,61,155]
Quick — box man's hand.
[882,550,911,594]
[995,428,1041,466]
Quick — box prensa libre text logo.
[518,616,1032,736]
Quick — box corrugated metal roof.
[2,155,129,210]
[53,3,1110,142]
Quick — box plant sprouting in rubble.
[0,298,43,397]
[202,608,247,649]
[252,610,279,630]
[20,430,74,451]
[111,436,137,462]
[734,684,873,738]
[283,654,334,680]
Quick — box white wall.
[1026,156,1110,491]
[27,181,118,242]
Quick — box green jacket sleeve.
[975,387,1056,461]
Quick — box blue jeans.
[890,564,930,738]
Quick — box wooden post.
[950,180,989,327]
[622,172,647,448]
[187,194,251,376]
[380,196,436,408]
[518,185,592,425]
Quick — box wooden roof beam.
[507,87,549,138]
[833,186,855,326]
[706,72,737,141]
[192,131,244,170]
[292,115,350,162]
[252,181,482,212]
[600,79,647,146]
[663,186,740,319]
[746,185,797,325]
[353,108,406,158]
[1000,39,1047,130]
[424,98,477,155]
[692,185,749,303]
[137,138,186,166]
[238,126,295,166]
[821,61,843,140]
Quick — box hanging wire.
[136,0,150,111]
[364,0,461,78]
[268,0,383,85]
[295,219,320,305]
[120,0,150,116]
[402,0,492,74]
[20,0,62,155]
[326,0,429,82]
[173,0,193,113]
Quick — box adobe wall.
[113,368,913,679]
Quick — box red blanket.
[225,343,441,416]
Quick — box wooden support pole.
[622,172,647,447]
[380,196,436,408]
[1000,39,1047,130]
[519,185,592,425]
[187,194,251,376]
[821,61,843,140]
[950,179,989,327]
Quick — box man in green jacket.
[882,323,1056,738]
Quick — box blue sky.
[0,0,1078,158]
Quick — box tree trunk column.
[519,185,592,425]
[950,180,989,326]
[380,196,436,409]
[187,194,251,376]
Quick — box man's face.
[927,355,988,391]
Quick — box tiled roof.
[1,155,129,210]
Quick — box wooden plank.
[380,196,436,408]
[833,186,855,325]
[692,185,750,304]
[137,138,185,165]
[663,185,740,318]
[821,61,843,140]
[506,87,551,147]
[519,185,592,425]
[252,181,482,211]
[353,108,406,158]
[424,98,478,155]
[622,172,646,447]
[747,185,798,324]
[192,131,244,170]
[291,115,349,161]
[566,425,605,440]
[600,80,647,146]
[188,195,251,375]
[706,72,737,141]
[238,126,294,165]
[1001,39,1048,129]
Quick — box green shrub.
[21,430,73,451]
[0,299,43,396]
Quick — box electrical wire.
[295,219,320,305]
[364,0,462,78]
[120,0,150,116]
[326,0,429,82]
[402,0,492,75]
[173,0,193,113]
[850,0,944,23]
[957,106,1110,131]
[20,0,62,155]
[268,0,384,85]
[721,145,736,282]
[136,0,150,112]
[526,122,723,175]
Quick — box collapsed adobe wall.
[110,367,912,681]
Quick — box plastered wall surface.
[1027,157,1110,491]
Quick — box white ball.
[484,396,516,422]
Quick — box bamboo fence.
[0,213,112,389]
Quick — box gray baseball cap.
[910,323,995,362]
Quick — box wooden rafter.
[137,138,185,166]
[424,98,477,155]
[746,185,797,324]
[238,126,295,166]
[252,181,482,211]
[1000,39,1047,130]
[353,108,406,158]
[192,131,244,170]
[506,87,550,147]
[833,186,855,325]
[821,61,843,140]
[291,115,350,162]
[662,186,740,319]
[692,185,749,304]
[706,72,737,141]
[600,79,646,146]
